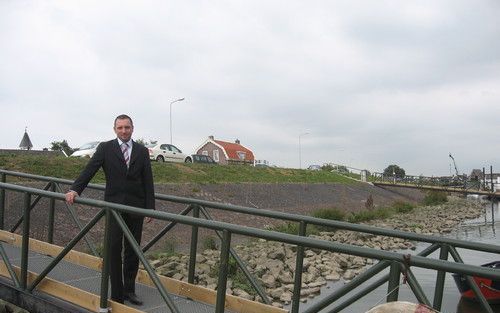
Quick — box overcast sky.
[1,1,499,176]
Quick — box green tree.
[50,140,74,156]
[383,164,405,178]
[334,165,349,173]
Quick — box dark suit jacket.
[70,139,155,211]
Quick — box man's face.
[114,118,134,142]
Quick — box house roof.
[195,136,255,161]
[214,140,254,161]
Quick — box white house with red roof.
[195,136,255,165]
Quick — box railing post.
[99,208,112,312]
[291,221,307,313]
[188,205,200,284]
[387,261,400,302]
[215,230,231,313]
[432,244,448,310]
[0,173,6,230]
[48,182,56,243]
[20,192,31,290]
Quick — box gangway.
[2,169,500,313]
[0,230,272,313]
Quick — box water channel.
[291,198,500,313]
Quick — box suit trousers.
[108,212,144,302]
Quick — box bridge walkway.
[0,230,248,313]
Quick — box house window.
[237,151,246,160]
[202,150,208,156]
[213,150,219,162]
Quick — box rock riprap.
[148,197,484,307]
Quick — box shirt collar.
[117,138,132,146]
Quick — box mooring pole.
[491,166,494,192]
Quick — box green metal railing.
[1,169,500,312]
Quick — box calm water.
[291,199,500,313]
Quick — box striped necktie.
[121,142,130,168]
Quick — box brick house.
[195,136,255,165]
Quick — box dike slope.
[3,182,425,252]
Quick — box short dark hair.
[114,114,133,127]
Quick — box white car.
[147,143,190,163]
[70,141,100,158]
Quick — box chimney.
[235,139,240,144]
[209,135,214,140]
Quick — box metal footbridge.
[368,167,500,198]
[1,169,500,313]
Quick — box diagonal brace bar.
[28,209,106,292]
[0,242,20,287]
[55,184,98,256]
[111,210,180,313]
[199,206,271,304]
[449,246,493,313]
[10,182,52,232]
[142,204,193,252]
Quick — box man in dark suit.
[65,114,154,305]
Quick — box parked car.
[307,164,322,171]
[147,143,190,163]
[70,141,100,158]
[185,154,217,164]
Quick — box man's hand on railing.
[65,190,78,204]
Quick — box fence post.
[0,173,5,230]
[20,192,31,290]
[291,221,307,313]
[48,182,56,243]
[215,230,231,313]
[387,261,400,302]
[188,205,200,284]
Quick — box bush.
[423,191,448,205]
[163,239,177,255]
[270,222,318,236]
[202,236,218,250]
[311,208,346,231]
[210,256,256,296]
[312,208,346,221]
[392,201,415,213]
[347,207,392,223]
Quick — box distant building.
[19,128,33,150]
[195,136,255,165]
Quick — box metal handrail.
[2,184,500,292]
[1,169,499,253]
[1,170,500,312]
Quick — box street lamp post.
[169,97,185,144]
[299,132,309,169]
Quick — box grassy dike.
[0,154,356,184]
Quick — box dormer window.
[237,151,246,160]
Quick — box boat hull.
[453,261,500,303]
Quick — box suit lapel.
[129,141,140,168]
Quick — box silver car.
[147,143,189,163]
[70,141,100,158]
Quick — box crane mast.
[449,153,460,177]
